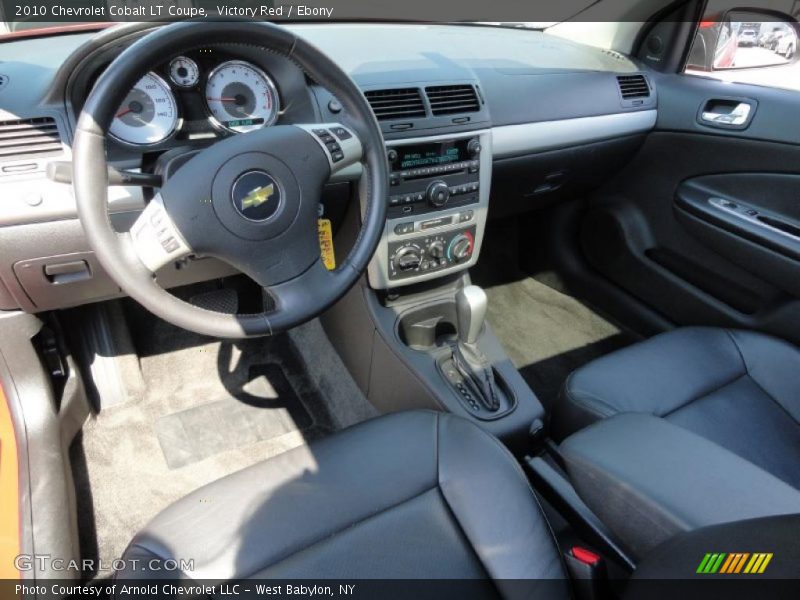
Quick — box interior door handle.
[698,98,756,129]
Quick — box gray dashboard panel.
[0,22,658,312]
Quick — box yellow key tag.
[318,218,336,270]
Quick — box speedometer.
[110,72,178,145]
[205,61,280,133]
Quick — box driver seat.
[116,411,568,588]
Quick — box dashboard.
[0,22,658,312]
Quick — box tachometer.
[205,60,279,133]
[110,72,178,145]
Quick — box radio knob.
[393,246,422,272]
[449,234,473,262]
[467,138,482,157]
[427,180,450,208]
[386,148,398,164]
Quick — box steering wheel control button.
[299,123,362,172]
[130,194,191,272]
[331,126,353,140]
[231,170,281,222]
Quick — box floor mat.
[155,364,312,469]
[71,302,376,578]
[484,277,635,412]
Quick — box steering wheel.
[73,21,387,338]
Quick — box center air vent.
[425,85,480,116]
[0,117,62,162]
[616,75,650,99]
[364,88,426,121]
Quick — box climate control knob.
[393,246,422,272]
[448,233,474,262]
[428,241,445,260]
[427,180,450,208]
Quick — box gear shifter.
[453,285,500,412]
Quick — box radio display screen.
[397,139,470,170]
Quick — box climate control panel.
[387,227,476,282]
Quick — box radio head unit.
[386,137,481,220]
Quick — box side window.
[684,10,799,92]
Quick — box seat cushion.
[560,413,800,559]
[117,411,567,589]
[554,327,800,489]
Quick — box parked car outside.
[738,29,758,46]
[775,30,797,58]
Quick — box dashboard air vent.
[616,75,650,99]
[364,88,426,121]
[425,84,480,116]
[0,117,62,161]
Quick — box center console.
[368,130,491,289]
[324,125,544,452]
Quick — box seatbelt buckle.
[564,546,609,600]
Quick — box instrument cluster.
[109,50,281,146]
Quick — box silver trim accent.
[295,123,363,174]
[168,56,200,88]
[456,285,488,345]
[492,110,657,159]
[205,60,280,133]
[367,129,492,289]
[109,71,181,147]
[129,193,192,273]
[701,103,751,127]
[709,197,800,243]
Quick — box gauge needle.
[207,97,237,103]
[116,107,133,118]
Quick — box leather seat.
[554,327,800,489]
[117,411,568,589]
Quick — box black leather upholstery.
[554,327,800,488]
[117,411,568,590]
[560,413,800,559]
[554,327,800,559]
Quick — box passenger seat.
[551,327,800,559]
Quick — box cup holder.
[397,301,459,351]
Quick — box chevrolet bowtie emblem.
[241,183,275,210]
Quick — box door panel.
[580,74,800,344]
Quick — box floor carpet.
[71,308,376,579]
[483,276,635,412]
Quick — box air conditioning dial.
[448,232,474,262]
